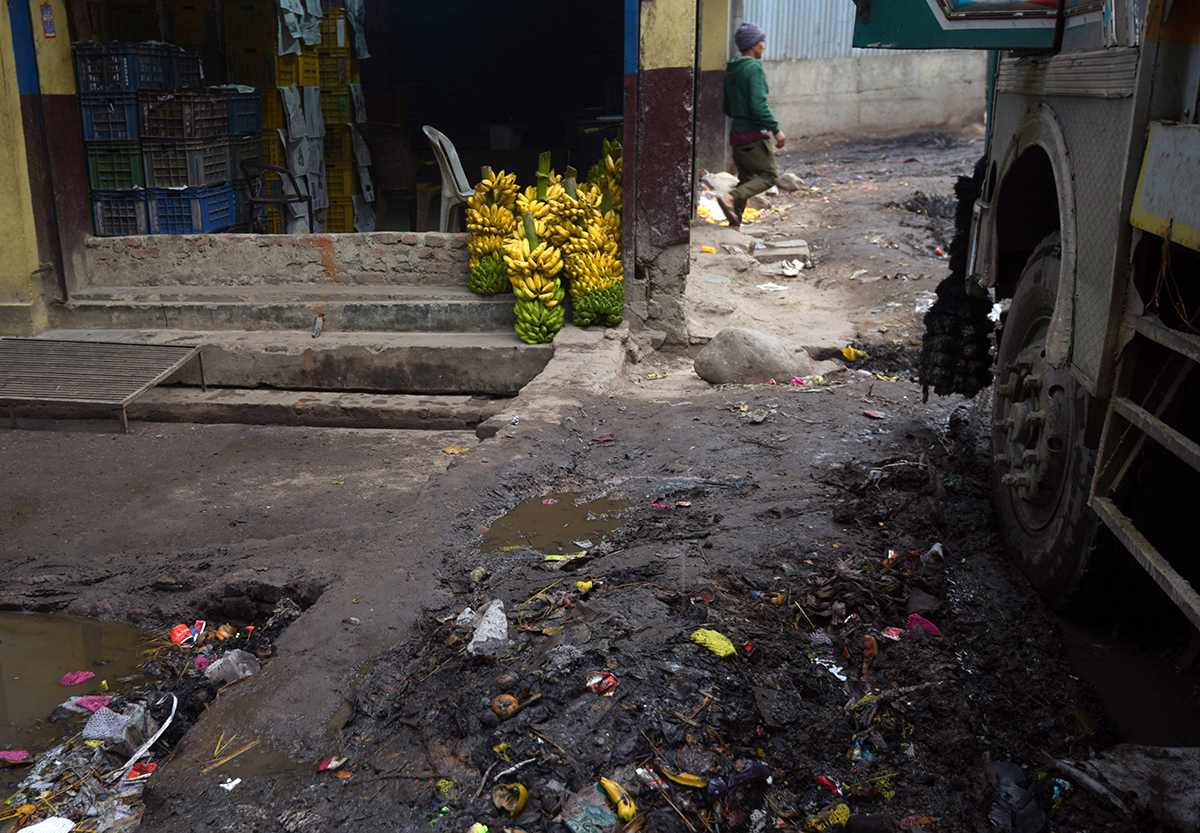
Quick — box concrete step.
[51,285,517,333]
[7,388,507,431]
[38,329,552,395]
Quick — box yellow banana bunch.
[478,169,519,206]
[468,233,505,257]
[503,237,563,280]
[567,249,621,295]
[466,202,516,236]
[515,186,560,221]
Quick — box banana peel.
[492,782,528,816]
[659,764,707,788]
[599,776,637,822]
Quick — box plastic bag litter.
[204,650,261,685]
[22,819,75,833]
[690,628,736,658]
[57,670,95,686]
[467,600,509,657]
[83,708,129,741]
[60,695,110,713]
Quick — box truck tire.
[992,233,1100,603]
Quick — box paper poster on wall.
[40,4,55,37]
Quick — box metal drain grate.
[0,338,204,431]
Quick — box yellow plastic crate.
[261,89,284,130]
[262,134,284,168]
[275,51,319,87]
[324,125,354,166]
[224,0,275,48]
[320,87,352,124]
[318,52,352,87]
[350,54,361,84]
[326,197,354,233]
[325,163,358,197]
[265,205,283,234]
[319,9,347,49]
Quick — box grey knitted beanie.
[735,22,765,53]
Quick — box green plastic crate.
[86,141,145,190]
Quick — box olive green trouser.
[730,138,778,223]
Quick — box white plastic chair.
[422,125,474,232]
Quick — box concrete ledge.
[5,388,508,430]
[37,329,552,394]
[83,231,472,288]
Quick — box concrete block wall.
[765,52,987,141]
[84,232,472,287]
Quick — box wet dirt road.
[1,133,1195,832]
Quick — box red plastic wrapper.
[814,775,843,796]
[585,672,618,696]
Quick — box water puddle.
[0,612,150,753]
[482,493,630,555]
[1058,617,1200,745]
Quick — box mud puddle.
[1057,617,1200,746]
[482,493,629,554]
[0,612,149,753]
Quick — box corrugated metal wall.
[742,0,879,59]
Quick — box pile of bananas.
[560,142,624,327]
[466,169,518,296]
[504,211,565,344]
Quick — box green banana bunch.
[469,251,510,296]
[514,297,564,344]
[572,282,624,327]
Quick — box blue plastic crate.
[172,48,205,89]
[73,42,171,93]
[80,92,139,141]
[226,90,262,134]
[147,184,236,233]
[92,189,148,236]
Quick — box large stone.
[694,327,813,384]
[702,171,739,193]
[777,172,803,191]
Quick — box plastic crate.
[73,42,171,93]
[319,9,347,48]
[225,90,262,133]
[265,205,283,234]
[80,92,140,141]
[227,48,274,89]
[148,184,236,233]
[262,89,284,130]
[349,54,361,84]
[263,171,282,197]
[324,163,357,198]
[320,88,352,124]
[275,51,319,87]
[172,49,205,89]
[233,176,266,227]
[317,51,351,87]
[142,139,230,187]
[106,3,160,42]
[262,133,284,167]
[86,141,145,190]
[92,189,148,236]
[326,196,354,233]
[228,134,262,177]
[224,0,276,49]
[138,90,228,140]
[165,0,216,46]
[324,124,353,166]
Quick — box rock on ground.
[694,326,814,384]
[777,172,803,191]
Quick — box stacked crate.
[318,8,369,233]
[76,41,207,235]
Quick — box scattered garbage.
[204,649,261,684]
[757,282,789,291]
[700,245,717,254]
[467,600,509,656]
[584,672,618,696]
[984,761,1046,833]
[690,627,737,657]
[56,671,95,686]
[906,613,941,636]
[842,346,869,362]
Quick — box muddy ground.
[1,132,1195,833]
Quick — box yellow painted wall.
[0,1,47,334]
[29,0,75,95]
[640,0,697,71]
[698,0,729,72]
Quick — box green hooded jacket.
[723,55,779,134]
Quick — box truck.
[853,0,1200,641]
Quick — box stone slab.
[38,329,553,395]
